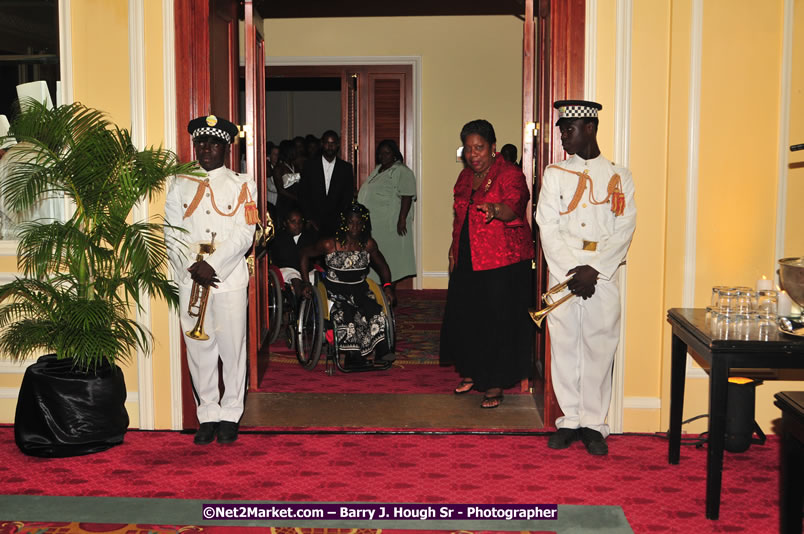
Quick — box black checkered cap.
[553,100,603,121]
[187,115,239,144]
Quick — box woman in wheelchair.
[299,202,395,367]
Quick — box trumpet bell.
[529,281,575,327]
[528,306,549,328]
[186,323,209,340]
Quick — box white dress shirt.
[322,155,335,194]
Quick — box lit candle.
[756,276,773,291]
[778,290,793,317]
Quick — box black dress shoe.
[193,422,219,445]
[580,428,609,456]
[547,428,580,449]
[217,421,239,444]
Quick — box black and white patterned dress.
[324,250,390,359]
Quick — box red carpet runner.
[0,427,779,533]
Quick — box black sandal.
[481,394,504,409]
[454,379,474,395]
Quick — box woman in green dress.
[357,139,416,300]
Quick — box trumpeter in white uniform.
[164,115,257,445]
[535,100,636,455]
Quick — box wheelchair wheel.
[378,287,396,353]
[267,268,283,345]
[295,288,324,369]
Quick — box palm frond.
[0,101,190,365]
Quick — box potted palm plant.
[0,100,198,457]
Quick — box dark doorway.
[0,1,60,117]
[266,77,341,146]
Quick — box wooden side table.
[667,308,804,519]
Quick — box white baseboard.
[623,396,661,410]
[0,361,33,373]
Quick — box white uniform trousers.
[546,268,621,438]
[179,284,248,424]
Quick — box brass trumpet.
[254,212,275,247]
[186,233,216,341]
[528,277,575,327]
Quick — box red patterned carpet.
[0,427,780,533]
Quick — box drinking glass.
[754,312,777,341]
[756,290,778,315]
[716,289,740,314]
[713,312,740,339]
[711,286,732,309]
[735,313,756,340]
[735,290,757,313]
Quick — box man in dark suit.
[298,130,354,237]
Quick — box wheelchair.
[295,270,395,375]
[266,264,298,348]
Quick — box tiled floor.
[241,392,544,430]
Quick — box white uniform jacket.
[535,154,636,281]
[164,166,257,291]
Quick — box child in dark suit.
[270,207,318,298]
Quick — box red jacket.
[450,155,535,271]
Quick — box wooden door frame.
[244,1,270,393]
[170,6,587,429]
[537,0,587,428]
[174,0,214,430]
[267,57,423,290]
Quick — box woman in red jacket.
[439,119,535,408]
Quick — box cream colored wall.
[765,0,804,435]
[593,0,673,432]
[71,0,131,127]
[787,3,804,256]
[624,1,672,431]
[71,0,143,425]
[0,0,175,427]
[595,0,795,434]
[263,16,524,289]
[143,0,175,430]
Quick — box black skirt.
[439,214,533,391]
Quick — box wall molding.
[423,271,448,279]
[584,0,597,100]
[683,0,703,376]
[267,56,423,290]
[0,242,17,256]
[775,0,793,270]
[0,387,21,399]
[162,0,182,431]
[128,0,154,430]
[683,0,702,309]
[607,0,633,435]
[58,0,73,105]
[0,361,32,374]
[623,396,661,410]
